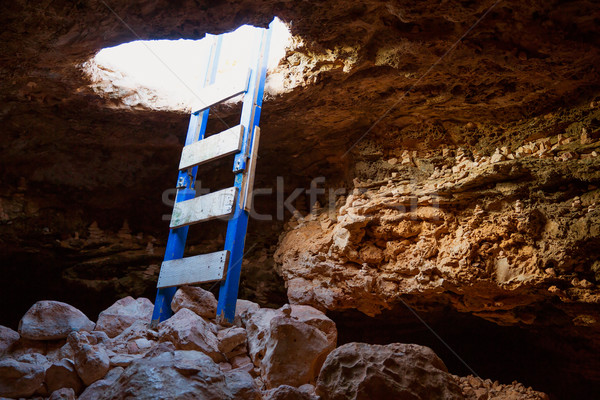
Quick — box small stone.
[387,157,398,165]
[231,355,252,369]
[49,387,76,400]
[217,327,247,354]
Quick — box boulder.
[68,331,110,386]
[242,307,283,365]
[241,304,337,388]
[0,325,20,355]
[235,299,260,321]
[265,384,316,400]
[90,350,259,400]
[0,357,45,398]
[95,297,154,338]
[158,308,222,362]
[261,315,335,388]
[316,342,463,400]
[171,286,218,319]
[217,327,247,355]
[18,301,95,340]
[78,366,124,400]
[290,305,337,344]
[45,358,83,394]
[49,387,76,400]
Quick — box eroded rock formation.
[1,0,600,398]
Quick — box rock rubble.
[0,288,547,399]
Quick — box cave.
[1,1,600,399]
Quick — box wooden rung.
[179,125,244,170]
[156,250,230,288]
[170,187,238,228]
[191,69,251,113]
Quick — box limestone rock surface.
[18,301,95,340]
[95,296,153,338]
[91,350,259,400]
[45,358,84,394]
[171,286,218,319]
[0,357,45,398]
[0,325,20,355]
[158,308,222,362]
[241,304,337,389]
[316,342,463,400]
[68,331,110,386]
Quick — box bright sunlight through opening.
[83,17,293,111]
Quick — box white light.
[84,17,293,111]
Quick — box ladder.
[150,22,273,327]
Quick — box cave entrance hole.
[83,17,293,111]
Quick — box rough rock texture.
[275,126,600,396]
[241,304,337,389]
[1,1,600,397]
[0,357,46,398]
[171,286,218,319]
[316,342,463,400]
[95,296,154,338]
[265,384,317,400]
[158,308,222,362]
[49,387,76,400]
[78,367,124,400]
[18,301,95,340]
[262,315,334,388]
[217,327,247,355]
[454,375,549,400]
[45,358,84,394]
[68,331,110,386]
[0,296,548,400]
[0,325,20,355]
[94,350,259,400]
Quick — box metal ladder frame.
[150,22,272,327]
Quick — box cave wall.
[1,0,600,398]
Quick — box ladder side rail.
[151,34,224,328]
[216,24,273,323]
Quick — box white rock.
[85,351,259,400]
[95,297,153,338]
[218,327,247,355]
[171,286,218,319]
[158,308,222,362]
[18,301,95,340]
[68,331,110,386]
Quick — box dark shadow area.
[329,305,600,400]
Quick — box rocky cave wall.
[1,0,600,399]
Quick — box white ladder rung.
[156,250,229,288]
[179,125,244,170]
[191,69,251,113]
[170,187,238,228]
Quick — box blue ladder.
[150,22,273,327]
